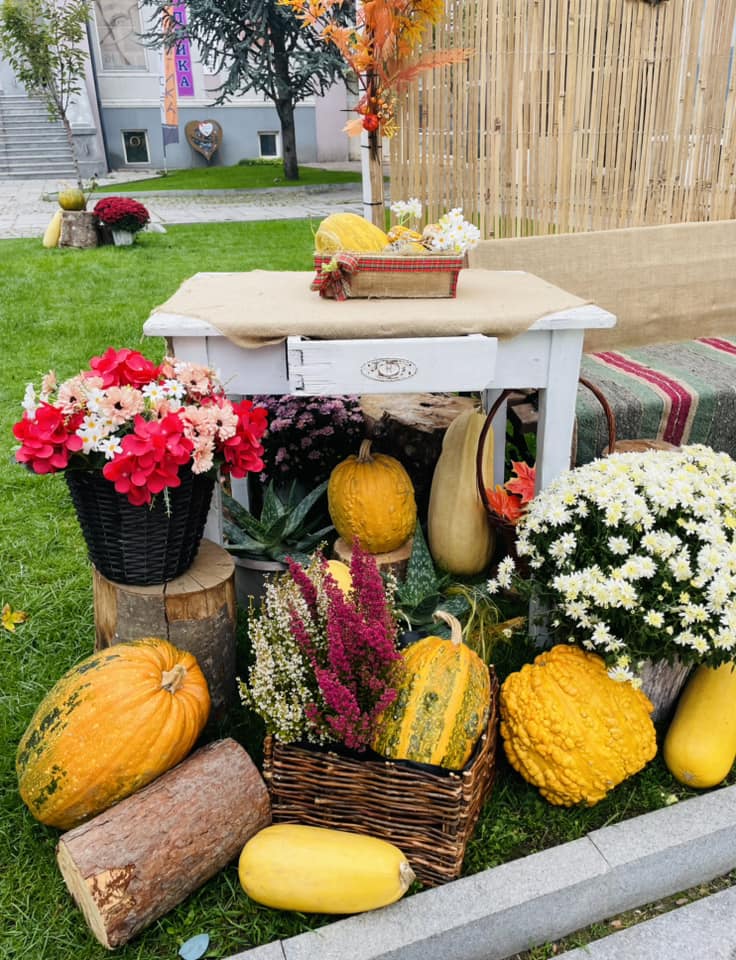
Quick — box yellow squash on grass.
[663,662,736,788]
[238,824,415,913]
[500,645,656,806]
[371,611,491,770]
[16,637,211,829]
[428,408,495,575]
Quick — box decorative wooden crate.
[262,669,499,887]
[313,252,465,299]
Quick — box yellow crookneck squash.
[427,408,495,576]
[663,662,736,788]
[500,644,657,806]
[238,824,415,914]
[16,637,211,829]
[371,610,491,770]
[328,439,417,554]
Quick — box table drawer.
[286,334,498,395]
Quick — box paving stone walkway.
[0,170,365,239]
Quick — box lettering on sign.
[360,358,418,382]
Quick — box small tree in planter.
[0,0,91,189]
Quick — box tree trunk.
[60,109,84,189]
[276,97,299,180]
[56,739,271,949]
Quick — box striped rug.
[574,337,736,465]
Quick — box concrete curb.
[225,783,736,960]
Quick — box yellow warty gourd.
[663,662,736,788]
[42,210,63,248]
[238,824,415,913]
[500,645,657,806]
[315,212,389,253]
[428,409,495,575]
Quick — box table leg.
[535,329,583,491]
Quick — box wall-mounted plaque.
[185,119,222,162]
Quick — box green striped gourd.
[371,611,491,770]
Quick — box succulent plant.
[222,479,333,563]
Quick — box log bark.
[93,539,237,714]
[333,535,413,580]
[360,393,477,516]
[59,211,99,248]
[56,738,271,949]
[639,658,693,726]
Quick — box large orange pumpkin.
[16,638,210,829]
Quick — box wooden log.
[360,393,477,516]
[56,738,271,949]
[333,535,413,581]
[93,539,237,714]
[59,211,99,248]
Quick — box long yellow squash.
[238,824,415,913]
[663,662,736,788]
[427,409,495,575]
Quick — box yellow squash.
[663,662,736,788]
[238,824,415,913]
[328,439,416,554]
[42,210,63,248]
[326,559,353,594]
[315,212,389,253]
[500,645,657,806]
[428,408,495,575]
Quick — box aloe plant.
[222,480,333,563]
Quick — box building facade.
[0,0,354,177]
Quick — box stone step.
[0,164,78,179]
[0,142,70,155]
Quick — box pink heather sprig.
[287,545,402,751]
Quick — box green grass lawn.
[94,160,361,193]
[0,223,725,960]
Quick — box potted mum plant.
[92,197,150,245]
[13,347,267,585]
[490,445,736,720]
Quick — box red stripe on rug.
[592,351,693,444]
[697,337,736,356]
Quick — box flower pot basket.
[65,467,216,586]
[263,668,499,887]
[312,252,465,300]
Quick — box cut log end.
[56,841,120,949]
[333,536,413,580]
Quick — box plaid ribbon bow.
[311,253,359,300]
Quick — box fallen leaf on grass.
[179,932,210,960]
[2,604,27,632]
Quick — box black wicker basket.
[65,467,215,585]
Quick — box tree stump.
[56,738,271,949]
[59,211,99,248]
[333,536,413,581]
[93,539,237,714]
[360,393,477,516]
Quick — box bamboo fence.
[389,0,736,237]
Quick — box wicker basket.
[263,669,499,887]
[477,380,679,569]
[313,252,465,299]
[65,466,215,585]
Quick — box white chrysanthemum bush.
[507,445,736,682]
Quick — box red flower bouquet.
[13,348,268,506]
[92,197,150,234]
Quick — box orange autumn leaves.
[486,462,536,525]
[282,0,472,135]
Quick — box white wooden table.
[144,269,616,542]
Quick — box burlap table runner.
[152,269,592,349]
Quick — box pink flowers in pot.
[13,347,268,506]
